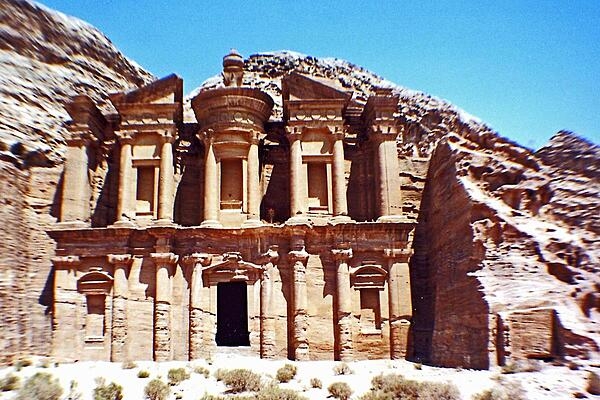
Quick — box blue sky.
[40,1,599,149]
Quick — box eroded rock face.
[411,130,600,367]
[0,1,598,368]
[0,0,153,166]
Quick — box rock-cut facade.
[49,51,416,362]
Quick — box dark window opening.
[216,282,249,346]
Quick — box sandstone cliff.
[0,0,152,363]
[0,0,598,368]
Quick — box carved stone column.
[384,248,413,359]
[50,256,82,357]
[258,246,279,358]
[201,134,221,227]
[332,247,353,361]
[116,132,135,224]
[332,133,349,218]
[288,132,303,218]
[151,252,178,361]
[182,253,212,360]
[288,248,309,360]
[60,132,92,225]
[244,137,261,226]
[107,254,132,362]
[157,134,175,223]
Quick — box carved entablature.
[362,87,399,140]
[65,95,110,141]
[202,252,263,284]
[77,267,114,295]
[350,264,387,289]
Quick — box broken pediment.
[110,74,183,105]
[282,72,352,102]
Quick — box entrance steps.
[214,346,256,357]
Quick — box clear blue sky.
[40,0,599,149]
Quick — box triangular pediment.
[282,72,352,102]
[110,74,183,105]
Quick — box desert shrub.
[67,380,83,400]
[13,358,33,371]
[213,368,226,381]
[276,363,297,382]
[144,378,169,400]
[328,382,353,400]
[93,377,123,400]
[0,373,21,391]
[167,367,190,386]
[333,362,353,375]
[500,359,542,374]
[194,365,210,378]
[310,377,322,389]
[15,372,63,400]
[587,371,600,395]
[472,381,526,400]
[361,374,460,400]
[220,368,262,393]
[256,384,307,399]
[121,360,137,369]
[414,362,423,370]
[198,395,227,400]
[38,358,51,368]
[137,370,150,378]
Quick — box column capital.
[107,254,132,266]
[181,253,212,268]
[115,130,136,144]
[150,252,179,266]
[285,126,302,137]
[288,248,309,265]
[332,247,353,262]
[383,247,413,263]
[51,255,81,268]
[65,130,94,146]
[257,245,279,266]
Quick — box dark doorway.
[216,282,250,346]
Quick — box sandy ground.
[0,353,598,399]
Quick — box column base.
[328,215,354,225]
[153,218,175,227]
[111,219,136,228]
[55,221,89,229]
[241,218,263,228]
[200,219,222,228]
[285,215,313,226]
[376,215,410,223]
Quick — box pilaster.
[182,253,212,360]
[288,246,310,360]
[383,247,413,359]
[150,252,178,361]
[106,254,132,362]
[258,245,279,358]
[332,246,354,361]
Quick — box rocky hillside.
[0,0,153,166]
[0,0,597,369]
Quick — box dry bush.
[167,367,190,386]
[328,382,353,400]
[13,358,32,371]
[220,368,262,393]
[121,360,137,369]
[310,377,323,388]
[472,381,526,400]
[137,370,150,378]
[67,380,83,400]
[15,372,63,400]
[361,373,460,400]
[193,365,210,378]
[144,378,169,400]
[256,384,307,399]
[214,368,227,381]
[276,363,297,383]
[501,359,542,374]
[93,377,123,400]
[0,373,21,391]
[333,362,353,375]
